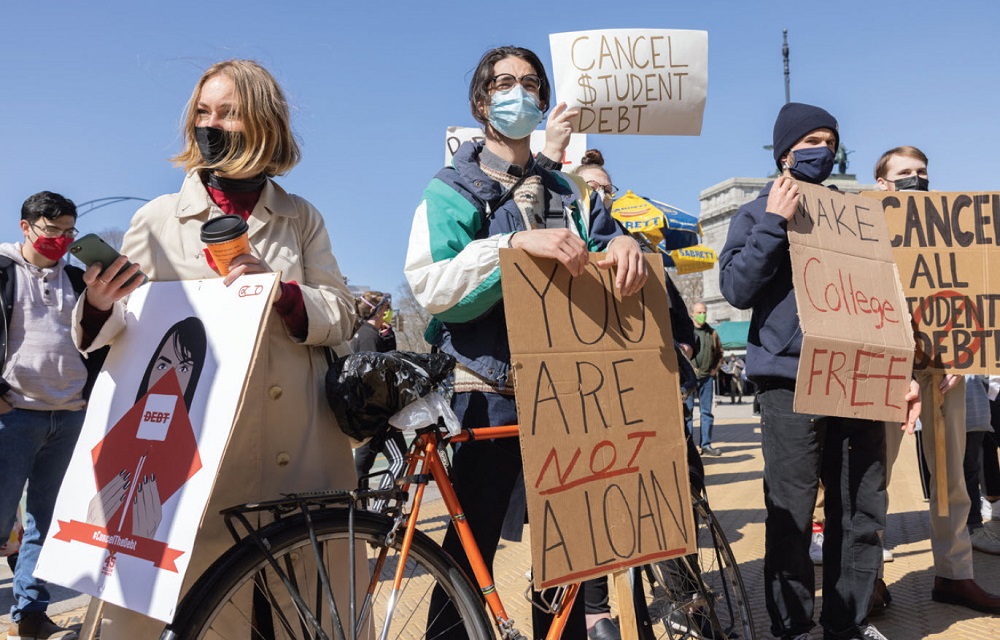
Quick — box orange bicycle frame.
[390,425,579,639]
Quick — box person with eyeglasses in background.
[0,192,108,639]
[570,148,618,210]
[406,45,647,639]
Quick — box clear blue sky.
[3,1,997,294]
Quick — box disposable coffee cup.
[201,215,250,276]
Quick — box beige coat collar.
[175,171,299,231]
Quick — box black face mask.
[893,175,929,192]
[194,126,239,165]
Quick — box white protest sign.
[36,273,277,622]
[444,126,587,168]
[549,29,708,135]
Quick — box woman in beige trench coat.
[74,59,358,638]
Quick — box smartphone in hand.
[68,234,149,287]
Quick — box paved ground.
[3,399,1000,638]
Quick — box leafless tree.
[392,281,433,353]
[671,269,704,310]
[96,227,127,251]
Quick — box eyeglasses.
[490,74,542,93]
[30,222,78,239]
[586,181,618,198]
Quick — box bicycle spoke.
[631,499,755,639]
[167,512,491,640]
[265,570,316,639]
[371,547,460,640]
[187,579,303,640]
[280,549,316,638]
[167,510,492,638]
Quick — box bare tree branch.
[96,227,127,252]
[671,269,704,310]
[392,281,433,353]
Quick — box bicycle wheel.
[635,497,755,639]
[163,508,494,639]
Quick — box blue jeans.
[0,408,86,620]
[685,376,715,448]
[757,387,885,639]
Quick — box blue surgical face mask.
[785,146,835,184]
[489,85,544,140]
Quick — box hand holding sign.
[902,379,921,435]
[511,228,589,277]
[222,253,272,288]
[940,373,962,393]
[511,231,647,295]
[444,126,587,168]
[597,236,648,296]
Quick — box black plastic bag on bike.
[325,350,455,440]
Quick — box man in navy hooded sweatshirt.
[719,103,920,640]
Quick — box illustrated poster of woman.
[87,317,207,544]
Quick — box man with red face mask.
[0,191,107,639]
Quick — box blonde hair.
[172,60,301,177]
[874,145,928,180]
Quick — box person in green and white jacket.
[405,45,646,639]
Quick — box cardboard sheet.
[500,250,694,589]
[788,183,914,421]
[865,191,1000,373]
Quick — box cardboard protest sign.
[444,126,587,167]
[36,274,277,622]
[787,183,914,422]
[865,191,1000,373]
[500,250,694,589]
[549,29,707,135]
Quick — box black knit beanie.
[772,102,839,169]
